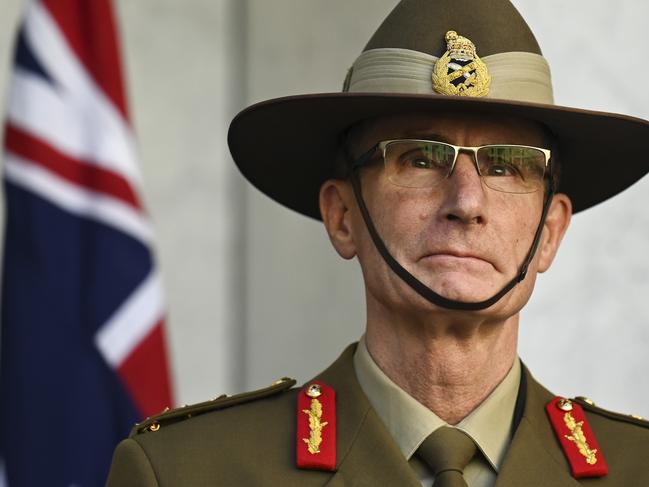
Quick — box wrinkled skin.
[319,112,573,423]
[321,112,572,325]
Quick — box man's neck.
[365,308,518,425]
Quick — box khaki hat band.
[346,48,554,105]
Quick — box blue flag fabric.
[0,1,173,485]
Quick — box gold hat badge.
[432,30,491,97]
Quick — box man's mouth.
[419,250,495,270]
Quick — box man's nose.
[440,152,487,224]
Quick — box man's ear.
[537,193,572,273]
[319,179,357,259]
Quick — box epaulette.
[130,377,296,437]
[573,396,649,429]
[546,396,608,478]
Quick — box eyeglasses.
[352,139,552,194]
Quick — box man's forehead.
[348,111,552,147]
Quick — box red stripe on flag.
[41,0,128,120]
[117,321,174,417]
[5,124,141,210]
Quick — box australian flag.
[0,0,174,485]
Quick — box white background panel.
[0,0,647,418]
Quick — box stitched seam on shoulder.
[323,405,373,481]
[132,438,162,487]
[521,417,573,470]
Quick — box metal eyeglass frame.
[352,139,552,193]
[346,137,556,311]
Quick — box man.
[107,0,649,485]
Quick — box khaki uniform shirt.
[354,337,520,486]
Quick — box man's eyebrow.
[397,132,450,142]
[396,132,550,147]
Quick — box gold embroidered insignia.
[432,30,491,97]
[564,411,598,465]
[302,397,328,454]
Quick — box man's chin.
[414,273,505,305]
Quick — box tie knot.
[416,426,477,477]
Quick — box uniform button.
[149,422,161,432]
[557,398,573,411]
[307,384,322,398]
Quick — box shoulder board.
[130,377,296,437]
[573,396,649,429]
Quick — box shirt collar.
[353,335,521,472]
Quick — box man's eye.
[398,151,443,169]
[409,157,433,169]
[486,163,519,177]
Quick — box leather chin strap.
[349,168,555,311]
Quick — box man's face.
[321,112,572,319]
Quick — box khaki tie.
[416,426,477,487]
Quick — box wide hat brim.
[228,92,649,220]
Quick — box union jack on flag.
[0,0,174,485]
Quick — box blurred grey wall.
[0,1,648,418]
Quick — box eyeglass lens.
[383,140,547,194]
